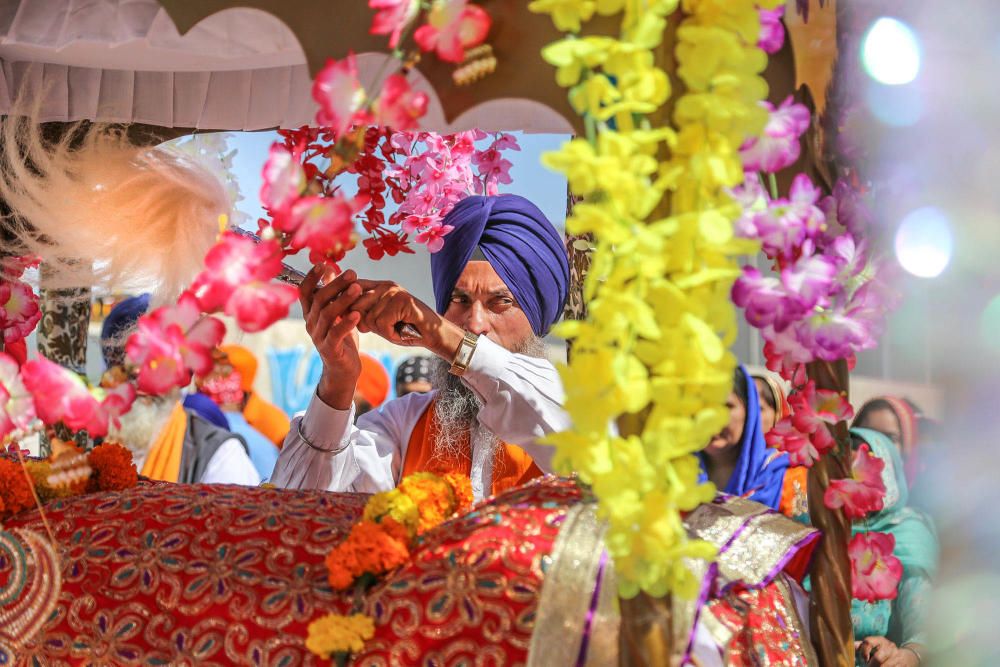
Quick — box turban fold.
[357,354,390,408]
[100,293,150,367]
[430,195,569,337]
[220,344,258,392]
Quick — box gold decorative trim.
[527,503,619,667]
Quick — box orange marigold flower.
[378,516,411,544]
[87,442,138,492]
[349,521,409,574]
[441,472,473,514]
[0,458,35,520]
[398,472,455,534]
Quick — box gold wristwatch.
[449,331,479,376]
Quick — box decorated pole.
[806,359,855,666]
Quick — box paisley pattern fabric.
[5,477,582,666]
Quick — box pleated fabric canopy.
[0,0,577,133]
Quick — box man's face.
[443,261,535,352]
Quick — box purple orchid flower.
[739,96,811,174]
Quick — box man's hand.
[300,266,364,410]
[351,279,465,361]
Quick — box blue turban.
[183,392,231,431]
[430,195,569,336]
[100,294,150,368]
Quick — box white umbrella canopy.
[0,0,575,133]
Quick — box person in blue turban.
[270,194,572,501]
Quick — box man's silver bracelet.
[296,419,348,455]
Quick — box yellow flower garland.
[532,0,782,597]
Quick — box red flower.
[363,233,414,260]
[414,0,491,63]
[20,356,100,435]
[823,444,886,519]
[289,194,366,265]
[312,54,369,139]
[125,293,225,395]
[849,531,903,602]
[373,73,429,131]
[1,279,42,344]
[766,417,819,467]
[369,0,420,48]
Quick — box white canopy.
[0,0,573,133]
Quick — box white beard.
[108,396,176,470]
[429,334,546,499]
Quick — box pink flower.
[97,382,136,433]
[805,307,873,362]
[758,6,786,54]
[373,73,429,131]
[226,281,298,334]
[125,293,225,395]
[20,356,105,435]
[739,96,810,174]
[766,417,819,466]
[416,223,454,253]
[732,267,801,331]
[312,54,369,139]
[790,380,854,435]
[0,352,35,440]
[824,443,886,519]
[742,175,826,262]
[0,255,39,281]
[190,233,298,332]
[849,532,903,602]
[781,255,837,311]
[260,143,306,218]
[289,195,365,265]
[1,279,42,344]
[370,0,420,48]
[820,178,871,238]
[763,340,807,384]
[414,0,491,63]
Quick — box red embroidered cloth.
[6,477,582,666]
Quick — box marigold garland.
[0,442,138,520]
[312,471,473,662]
[532,0,783,598]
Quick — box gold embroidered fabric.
[526,501,619,667]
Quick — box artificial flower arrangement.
[728,33,903,604]
[0,441,138,521]
[306,471,473,666]
[532,0,788,598]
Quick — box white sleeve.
[199,438,262,486]
[460,336,568,473]
[269,392,432,493]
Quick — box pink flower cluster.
[732,97,894,371]
[823,443,886,519]
[766,379,854,466]
[125,293,226,395]
[0,256,41,346]
[0,352,136,441]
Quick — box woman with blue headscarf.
[699,366,789,510]
[851,427,938,667]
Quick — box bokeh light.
[894,207,953,278]
[862,17,922,85]
[865,80,924,126]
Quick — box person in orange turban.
[354,354,390,417]
[220,344,291,447]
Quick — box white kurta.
[270,336,568,499]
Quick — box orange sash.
[402,400,543,496]
[140,402,187,483]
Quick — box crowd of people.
[98,193,940,666]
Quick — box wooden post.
[806,359,855,666]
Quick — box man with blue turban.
[271,194,571,500]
